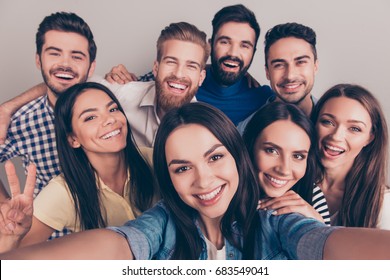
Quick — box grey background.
[0,0,389,190]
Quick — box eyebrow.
[217,35,254,48]
[262,141,309,154]
[44,46,87,58]
[78,100,116,119]
[168,143,224,167]
[320,113,368,127]
[163,56,201,68]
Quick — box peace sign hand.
[0,161,36,252]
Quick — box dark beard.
[41,66,87,96]
[210,53,249,86]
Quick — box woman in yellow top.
[1,82,157,250]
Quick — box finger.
[23,164,36,198]
[129,73,138,81]
[104,74,116,84]
[4,161,21,198]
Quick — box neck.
[47,90,57,108]
[156,105,166,120]
[199,215,224,250]
[89,152,127,195]
[298,94,314,116]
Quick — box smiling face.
[153,39,206,117]
[36,30,95,106]
[254,120,310,198]
[165,124,239,223]
[266,37,318,111]
[68,88,128,162]
[210,22,256,86]
[316,96,373,173]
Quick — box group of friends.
[0,4,389,259]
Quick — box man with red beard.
[0,13,96,215]
[91,22,209,148]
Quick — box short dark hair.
[211,4,260,51]
[36,12,97,62]
[264,22,317,67]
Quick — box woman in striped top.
[243,102,330,224]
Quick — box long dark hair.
[54,82,156,230]
[243,102,319,203]
[153,102,260,259]
[312,83,388,227]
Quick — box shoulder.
[11,95,49,121]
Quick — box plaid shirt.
[0,94,71,238]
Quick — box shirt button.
[228,252,234,258]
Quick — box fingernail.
[271,211,277,215]
[6,222,15,231]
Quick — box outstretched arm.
[258,190,325,223]
[0,161,36,253]
[324,227,390,259]
[0,228,133,259]
[0,83,46,144]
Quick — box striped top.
[312,185,331,225]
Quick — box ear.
[87,60,97,78]
[198,69,206,86]
[152,60,159,77]
[366,133,375,146]
[265,65,270,81]
[35,53,41,70]
[314,59,319,74]
[67,134,81,148]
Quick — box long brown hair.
[312,84,388,227]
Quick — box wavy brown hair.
[312,83,389,227]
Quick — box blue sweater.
[196,68,274,125]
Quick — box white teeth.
[168,82,187,90]
[197,186,222,201]
[101,129,120,140]
[223,61,239,67]
[284,84,299,89]
[268,175,287,186]
[325,144,344,152]
[55,73,74,79]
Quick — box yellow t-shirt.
[33,173,136,233]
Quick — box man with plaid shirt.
[0,12,96,238]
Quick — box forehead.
[267,37,314,60]
[320,97,372,125]
[165,124,222,158]
[214,22,256,43]
[257,120,311,150]
[73,89,111,111]
[42,30,90,54]
[160,39,204,64]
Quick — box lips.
[278,80,305,93]
[219,56,243,72]
[264,174,288,188]
[167,81,188,91]
[100,129,120,140]
[323,144,345,156]
[194,184,225,206]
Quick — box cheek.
[293,162,307,180]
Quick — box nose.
[193,164,214,189]
[227,43,239,57]
[274,156,292,177]
[173,64,185,78]
[102,114,116,127]
[330,125,345,141]
[285,64,298,80]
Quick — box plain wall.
[0,0,389,188]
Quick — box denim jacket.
[109,201,337,260]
